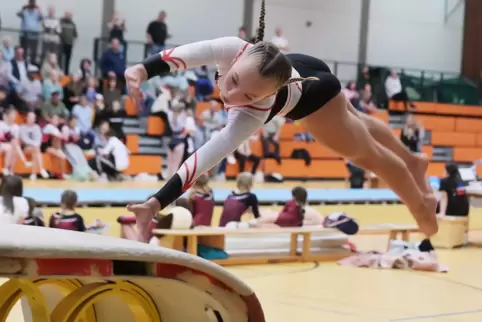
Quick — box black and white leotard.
[150,37,341,207]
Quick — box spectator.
[107,11,126,47]
[234,138,261,176]
[78,58,92,83]
[89,130,129,181]
[400,114,424,153]
[103,76,122,108]
[41,6,61,62]
[100,38,126,80]
[438,163,469,218]
[194,66,214,101]
[71,95,95,148]
[93,94,109,128]
[23,196,45,226]
[41,90,69,123]
[385,71,415,110]
[261,115,284,163]
[271,27,289,53]
[0,86,15,112]
[359,84,378,113]
[0,108,25,175]
[41,114,67,179]
[0,175,28,224]
[1,37,14,62]
[93,120,110,149]
[8,46,29,86]
[63,72,83,109]
[49,190,86,231]
[17,0,43,64]
[200,100,224,139]
[107,100,126,142]
[42,70,63,100]
[40,52,63,80]
[17,65,42,110]
[342,81,361,110]
[0,52,9,88]
[59,11,77,75]
[84,76,98,103]
[146,11,169,55]
[19,112,48,180]
[357,66,373,90]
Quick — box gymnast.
[219,172,260,227]
[125,0,437,242]
[188,173,215,226]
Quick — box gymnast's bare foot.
[413,193,438,237]
[127,198,160,243]
[408,153,431,195]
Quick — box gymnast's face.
[221,56,278,106]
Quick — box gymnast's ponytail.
[255,0,266,43]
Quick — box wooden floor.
[6,180,482,321]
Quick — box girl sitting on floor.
[23,197,45,227]
[219,172,261,227]
[188,173,215,226]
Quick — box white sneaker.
[254,171,264,183]
[29,174,37,180]
[40,169,49,179]
[2,168,10,176]
[62,174,70,180]
[24,161,32,168]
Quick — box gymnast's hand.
[126,197,161,243]
[125,64,148,103]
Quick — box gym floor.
[5,180,482,321]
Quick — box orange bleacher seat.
[371,110,389,123]
[421,146,433,159]
[147,116,165,136]
[279,141,339,159]
[212,87,221,99]
[263,159,348,178]
[426,162,445,177]
[453,147,482,162]
[415,115,455,132]
[59,75,70,87]
[195,101,213,118]
[392,128,402,138]
[14,113,26,125]
[280,122,304,140]
[126,134,139,153]
[455,118,482,133]
[390,101,437,113]
[124,97,138,116]
[476,133,482,147]
[124,155,162,175]
[431,132,476,147]
[434,104,482,117]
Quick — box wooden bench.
[153,224,419,266]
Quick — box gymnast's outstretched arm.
[153,107,267,209]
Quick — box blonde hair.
[245,0,318,90]
[236,172,253,192]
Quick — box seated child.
[219,172,260,227]
[118,198,193,243]
[188,173,215,226]
[49,190,86,231]
[23,197,45,227]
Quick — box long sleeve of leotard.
[145,37,248,75]
[153,107,269,209]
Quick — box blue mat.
[24,187,400,204]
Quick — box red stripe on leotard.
[161,48,187,70]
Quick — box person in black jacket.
[438,163,469,217]
[400,114,423,153]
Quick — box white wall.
[117,0,244,63]
[1,0,102,72]
[252,0,362,81]
[367,0,464,73]
[252,0,464,76]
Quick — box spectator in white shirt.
[200,100,225,140]
[271,27,289,53]
[20,112,48,180]
[385,71,415,110]
[0,108,30,176]
[88,131,129,181]
[17,65,42,110]
[261,115,284,164]
[0,175,29,225]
